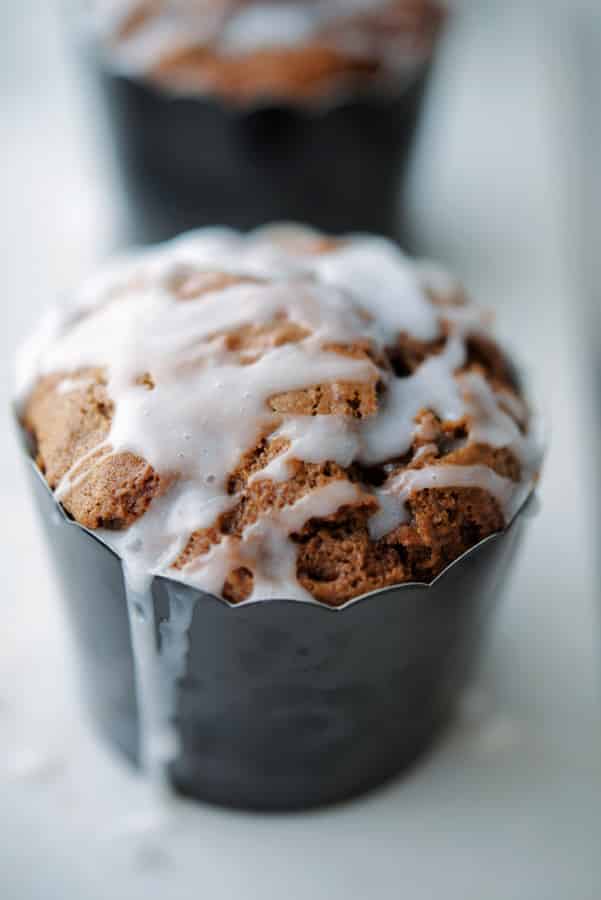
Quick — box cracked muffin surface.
[19,225,542,605]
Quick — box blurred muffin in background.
[92,0,444,103]
[77,1,447,243]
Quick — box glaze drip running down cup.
[17,226,544,809]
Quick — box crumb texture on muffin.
[19,225,542,605]
[85,0,446,102]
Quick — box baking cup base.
[25,454,528,811]
[93,67,432,247]
[172,710,451,812]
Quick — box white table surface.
[1,3,600,899]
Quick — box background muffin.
[76,1,447,242]
[89,0,445,103]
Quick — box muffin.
[17,226,543,809]
[76,1,447,243]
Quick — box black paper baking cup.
[21,434,534,811]
[90,62,435,246]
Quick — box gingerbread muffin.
[17,227,542,810]
[19,226,540,605]
[76,1,448,242]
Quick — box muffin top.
[18,226,542,605]
[84,0,446,103]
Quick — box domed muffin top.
[84,0,446,102]
[19,226,542,604]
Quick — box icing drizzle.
[18,226,543,604]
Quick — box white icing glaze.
[17,226,543,606]
[82,0,439,90]
[369,464,526,541]
[124,573,197,793]
[312,237,441,342]
[124,576,175,786]
[414,257,471,307]
[180,478,363,601]
[56,375,95,395]
[254,415,362,484]
[360,333,466,463]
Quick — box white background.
[1,3,600,898]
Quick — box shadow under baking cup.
[92,64,434,247]
[22,445,533,811]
